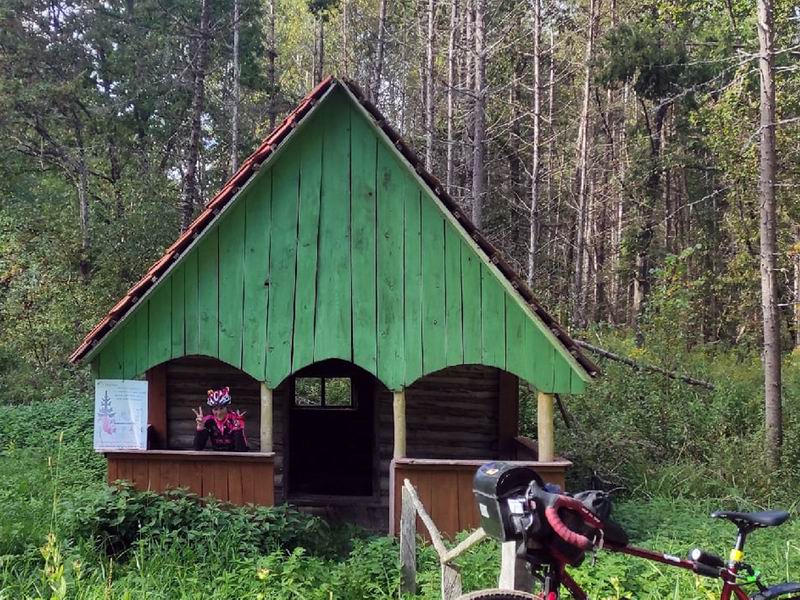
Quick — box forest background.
[1,0,800,597]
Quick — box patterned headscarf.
[207,387,231,407]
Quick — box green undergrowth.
[3,366,800,598]
[520,333,800,505]
[2,482,800,599]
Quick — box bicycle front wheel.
[750,581,800,599]
[456,589,540,600]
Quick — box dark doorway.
[287,360,375,498]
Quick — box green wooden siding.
[314,93,352,363]
[93,86,588,393]
[218,202,246,368]
[242,176,271,378]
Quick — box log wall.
[163,356,289,502]
[377,364,506,524]
[147,357,519,530]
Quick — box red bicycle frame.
[546,543,749,600]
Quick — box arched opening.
[161,355,271,450]
[287,359,380,500]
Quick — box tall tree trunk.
[68,111,91,280]
[546,30,556,268]
[182,0,211,231]
[424,0,437,170]
[610,82,628,320]
[527,0,542,287]
[757,0,781,468]
[76,160,90,280]
[313,17,325,85]
[445,0,458,193]
[460,0,475,207]
[631,101,667,338]
[371,0,388,103]
[341,0,350,77]
[471,0,486,228]
[508,67,525,251]
[794,226,800,349]
[662,113,673,254]
[266,0,277,129]
[230,0,241,174]
[571,0,598,326]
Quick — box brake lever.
[591,530,604,566]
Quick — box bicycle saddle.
[711,510,790,531]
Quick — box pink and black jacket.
[193,413,248,452]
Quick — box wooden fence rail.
[400,478,536,598]
[400,478,488,598]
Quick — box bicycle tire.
[456,590,540,600]
[750,582,800,600]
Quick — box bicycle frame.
[544,542,750,600]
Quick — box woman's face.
[212,405,228,419]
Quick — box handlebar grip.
[545,506,594,551]
[692,562,721,578]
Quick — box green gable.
[92,84,589,394]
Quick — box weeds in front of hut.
[2,387,800,598]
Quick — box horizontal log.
[380,442,497,454]
[105,449,274,463]
[169,439,266,453]
[380,415,498,430]
[411,389,495,398]
[574,340,716,390]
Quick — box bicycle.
[461,462,800,600]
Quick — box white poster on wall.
[93,379,149,451]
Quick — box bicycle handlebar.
[545,506,595,550]
[541,493,604,551]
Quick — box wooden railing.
[391,457,572,537]
[399,478,489,599]
[105,450,275,506]
[399,479,532,599]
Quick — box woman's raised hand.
[192,406,205,429]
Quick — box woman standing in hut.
[193,387,249,451]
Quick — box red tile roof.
[70,77,598,379]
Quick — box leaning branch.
[575,340,716,390]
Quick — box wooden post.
[497,372,520,459]
[393,389,407,459]
[260,383,273,452]
[147,364,167,449]
[537,391,555,462]
[442,563,462,599]
[400,485,417,594]
[499,540,534,591]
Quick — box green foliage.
[525,332,800,503]
[60,484,348,559]
[596,16,690,101]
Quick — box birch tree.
[230,0,242,174]
[445,0,459,193]
[424,0,437,170]
[757,0,781,467]
[527,0,542,287]
[182,0,211,231]
[571,0,599,325]
[471,0,486,228]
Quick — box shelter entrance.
[287,360,376,499]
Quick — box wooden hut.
[70,77,598,535]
